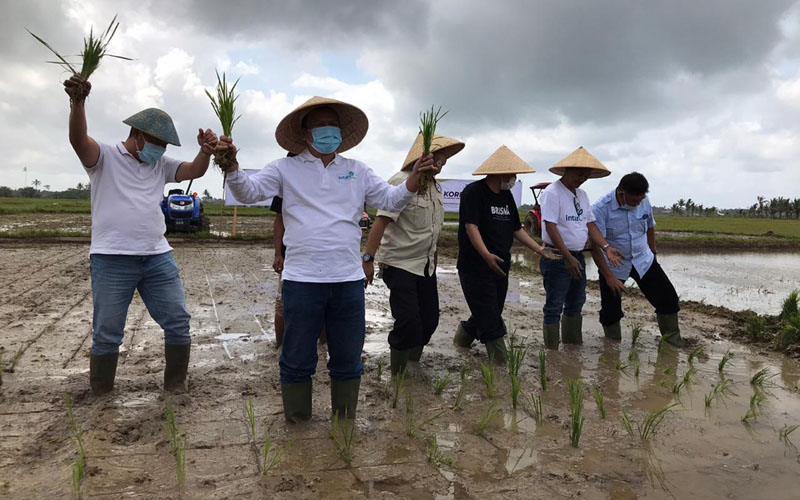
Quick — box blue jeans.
[280,280,365,383]
[540,253,587,325]
[90,252,191,355]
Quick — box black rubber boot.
[603,321,622,341]
[485,337,508,365]
[281,381,313,423]
[409,345,424,362]
[561,315,583,345]
[164,343,191,393]
[90,353,119,395]
[330,378,361,420]
[390,348,411,376]
[543,323,560,350]
[657,313,683,346]
[453,321,475,348]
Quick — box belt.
[545,244,584,257]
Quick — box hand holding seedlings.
[64,75,91,102]
[214,136,239,169]
[197,128,218,156]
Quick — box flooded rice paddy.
[1,241,799,499]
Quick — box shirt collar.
[298,148,343,166]
[116,142,134,157]
[609,189,621,210]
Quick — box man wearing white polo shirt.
[63,75,217,395]
[217,97,437,422]
[539,147,622,349]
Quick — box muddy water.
[2,242,800,499]
[513,248,800,315]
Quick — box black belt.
[545,244,584,257]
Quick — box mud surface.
[1,241,800,499]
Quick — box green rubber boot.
[657,313,683,346]
[281,381,312,423]
[409,345,424,362]
[543,323,560,349]
[90,353,118,395]
[390,348,412,376]
[453,321,475,348]
[561,315,583,345]
[603,322,622,341]
[164,343,190,393]
[485,337,508,365]
[331,378,361,420]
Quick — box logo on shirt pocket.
[338,171,356,181]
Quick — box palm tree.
[756,196,765,217]
[677,198,686,216]
[32,179,41,189]
[793,198,800,219]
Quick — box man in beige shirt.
[364,134,465,376]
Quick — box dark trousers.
[382,265,439,350]
[540,252,587,325]
[598,259,680,326]
[280,280,365,383]
[458,269,508,343]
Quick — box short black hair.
[618,172,649,195]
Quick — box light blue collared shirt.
[591,189,656,281]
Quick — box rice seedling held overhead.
[418,105,448,192]
[567,379,585,448]
[28,15,131,102]
[206,70,242,173]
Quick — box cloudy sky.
[3,0,800,208]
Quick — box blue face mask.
[136,134,166,164]
[310,126,342,155]
[618,191,634,210]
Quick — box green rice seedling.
[718,350,734,373]
[260,435,291,475]
[630,322,643,348]
[425,435,454,467]
[779,424,799,446]
[479,361,497,398]
[742,392,766,423]
[615,360,634,374]
[453,364,468,410]
[476,400,500,435]
[638,404,676,442]
[746,314,768,342]
[392,366,407,409]
[704,380,730,407]
[750,368,775,388]
[658,331,677,353]
[538,350,547,391]
[777,313,800,350]
[634,363,640,379]
[330,411,355,465]
[688,345,705,364]
[567,379,585,447]
[3,346,24,373]
[418,105,449,191]
[64,394,86,463]
[162,405,187,485]
[671,380,685,395]
[376,359,384,381]
[621,410,634,436]
[592,387,606,419]
[206,70,242,173]
[663,366,673,375]
[780,290,799,321]
[244,398,256,439]
[510,374,522,409]
[523,392,543,425]
[163,405,179,452]
[175,434,187,486]
[405,394,446,437]
[627,348,640,363]
[682,367,697,386]
[432,373,453,396]
[72,456,84,500]
[28,15,131,101]
[506,334,527,379]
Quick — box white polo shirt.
[226,149,415,283]
[85,142,182,255]
[540,179,596,252]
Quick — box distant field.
[655,215,800,239]
[0,198,271,217]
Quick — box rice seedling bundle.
[524,392,543,424]
[592,387,606,419]
[477,400,500,435]
[417,106,448,192]
[638,404,676,442]
[718,350,734,373]
[688,345,705,364]
[28,15,131,101]
[206,70,241,173]
[453,364,468,410]
[331,411,355,464]
[779,424,799,446]
[392,366,407,409]
[479,361,497,398]
[426,435,455,466]
[432,373,453,395]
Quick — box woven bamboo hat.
[401,133,465,171]
[472,145,535,175]
[123,108,181,146]
[275,96,368,154]
[549,146,610,178]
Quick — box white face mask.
[501,175,516,191]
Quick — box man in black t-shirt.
[454,146,558,363]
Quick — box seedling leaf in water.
[688,345,705,364]
[638,404,676,442]
[567,379,585,448]
[392,367,407,409]
[479,361,497,398]
[453,364,468,410]
[477,400,500,435]
[718,350,734,373]
[376,359,384,381]
[260,435,291,475]
[524,391,543,425]
[779,424,799,447]
[621,410,634,436]
[510,374,522,409]
[331,411,355,465]
[750,368,775,388]
[432,373,452,396]
[704,380,730,408]
[162,405,187,486]
[592,387,606,419]
[538,350,547,391]
[506,333,527,379]
[425,435,454,467]
[244,398,256,439]
[630,322,643,347]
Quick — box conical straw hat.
[472,145,535,175]
[275,96,369,154]
[549,146,610,178]
[401,133,465,171]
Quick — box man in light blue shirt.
[590,172,682,345]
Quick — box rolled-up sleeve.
[226,162,282,204]
[363,164,414,212]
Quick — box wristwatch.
[601,243,610,252]
[362,253,374,263]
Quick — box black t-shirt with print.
[457,179,521,274]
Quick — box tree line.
[670,196,800,219]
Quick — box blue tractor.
[161,180,210,233]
